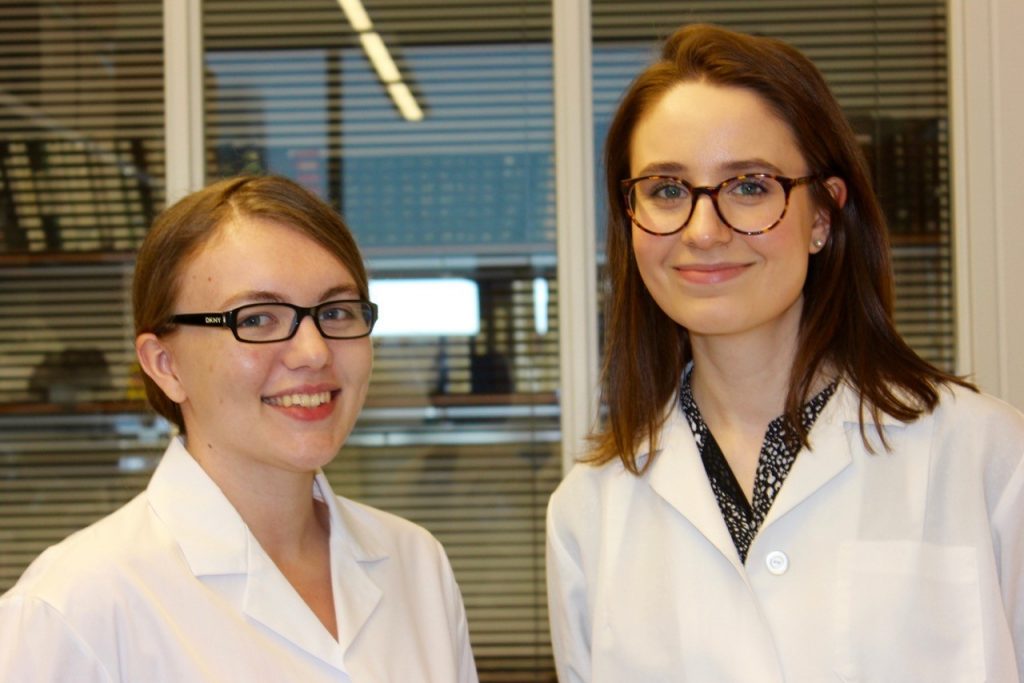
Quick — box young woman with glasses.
[546,24,1023,682]
[0,175,478,682]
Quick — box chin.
[281,436,347,471]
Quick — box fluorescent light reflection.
[369,279,480,337]
[336,0,372,31]
[337,0,423,122]
[360,32,401,83]
[387,82,424,122]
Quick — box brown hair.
[132,174,369,433]
[590,24,972,473]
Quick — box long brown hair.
[132,175,369,433]
[590,24,972,473]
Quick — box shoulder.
[547,452,651,547]
[909,383,1024,459]
[551,404,690,516]
[927,384,1024,483]
[930,383,1024,432]
[3,494,155,608]
[334,495,449,563]
[838,380,1024,450]
[551,458,626,508]
[0,492,170,663]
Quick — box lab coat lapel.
[146,438,249,576]
[240,473,388,670]
[242,538,348,671]
[761,383,859,527]
[153,441,381,672]
[322,478,385,659]
[646,407,744,570]
[331,554,383,658]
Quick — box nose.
[283,315,331,369]
[682,192,732,249]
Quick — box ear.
[810,176,847,254]
[135,333,187,403]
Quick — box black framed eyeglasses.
[168,299,378,343]
[621,173,817,236]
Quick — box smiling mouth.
[262,391,334,408]
[673,263,750,284]
[676,262,747,271]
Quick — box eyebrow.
[219,284,361,310]
[633,158,787,178]
[634,161,688,176]
[720,158,786,176]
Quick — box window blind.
[202,1,560,678]
[0,0,165,592]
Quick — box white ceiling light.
[336,0,423,122]
[336,0,372,32]
[386,82,424,122]
[359,32,401,83]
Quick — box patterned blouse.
[679,373,836,563]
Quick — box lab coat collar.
[146,437,387,670]
[760,381,859,526]
[639,381,907,568]
[146,437,249,576]
[642,406,745,572]
[763,380,922,532]
[317,473,386,658]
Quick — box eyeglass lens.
[234,301,373,342]
[628,175,789,234]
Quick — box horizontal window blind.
[0,0,164,254]
[0,413,165,589]
[203,1,560,678]
[0,0,165,598]
[0,262,137,406]
[592,0,954,370]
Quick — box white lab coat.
[0,438,479,683]
[547,382,1024,682]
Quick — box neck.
[185,441,329,561]
[687,301,803,431]
[182,437,338,640]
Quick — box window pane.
[202,0,558,677]
[0,0,165,591]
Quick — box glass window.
[0,0,166,590]
[202,0,559,675]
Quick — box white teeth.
[264,391,332,408]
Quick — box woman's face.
[628,81,838,343]
[145,216,372,476]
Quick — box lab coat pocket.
[834,541,985,683]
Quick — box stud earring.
[813,239,824,248]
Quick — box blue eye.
[735,182,766,195]
[657,184,682,199]
[726,176,773,200]
[238,312,275,328]
[642,179,689,205]
[318,303,357,322]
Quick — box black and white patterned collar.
[678,370,837,563]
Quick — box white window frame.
[950,0,1024,409]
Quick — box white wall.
[951,0,1024,410]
